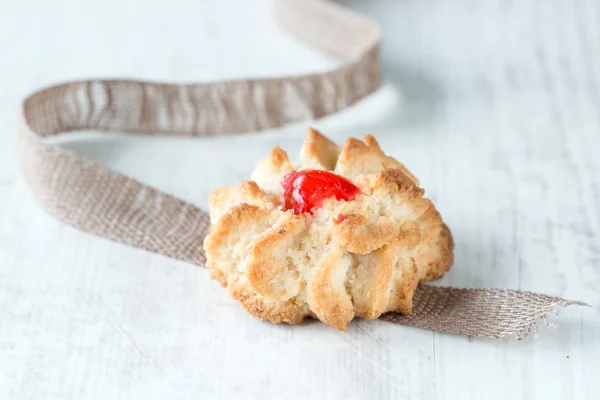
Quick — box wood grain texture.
[0,0,598,399]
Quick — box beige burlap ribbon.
[16,0,587,338]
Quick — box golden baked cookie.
[204,128,454,330]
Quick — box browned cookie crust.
[204,128,454,330]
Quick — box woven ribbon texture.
[16,0,586,338]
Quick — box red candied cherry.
[281,170,361,215]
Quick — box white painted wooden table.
[1,1,599,398]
